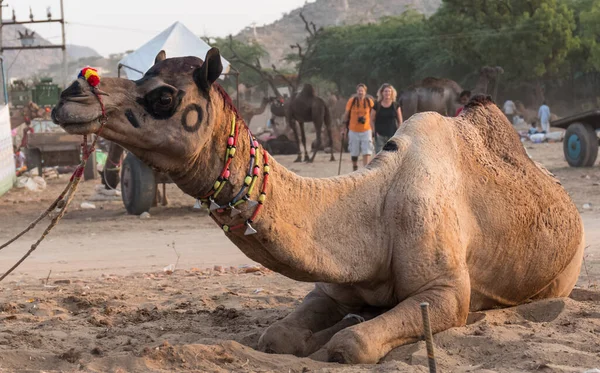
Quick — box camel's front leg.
[310,278,470,364]
[258,285,359,357]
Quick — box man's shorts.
[348,130,373,157]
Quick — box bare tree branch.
[271,64,296,91]
[299,12,314,37]
[227,35,282,98]
[291,43,304,59]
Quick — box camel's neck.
[169,98,398,283]
[473,75,490,95]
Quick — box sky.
[6,0,313,56]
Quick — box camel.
[399,66,504,119]
[269,87,335,163]
[52,49,584,365]
[238,96,270,125]
[10,101,44,129]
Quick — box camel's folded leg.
[309,278,470,364]
[258,285,350,357]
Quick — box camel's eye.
[159,94,172,107]
[139,86,184,120]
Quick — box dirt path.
[0,143,599,372]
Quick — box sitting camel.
[52,49,584,365]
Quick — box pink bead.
[227,137,234,146]
[223,169,231,178]
[253,167,260,176]
[250,148,256,156]
[253,141,259,148]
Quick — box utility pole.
[0,0,68,88]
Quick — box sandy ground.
[0,140,599,372]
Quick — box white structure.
[0,105,15,197]
[117,21,231,80]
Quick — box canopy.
[117,21,231,80]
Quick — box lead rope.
[0,67,106,282]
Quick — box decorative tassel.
[193,199,202,209]
[244,223,257,235]
[247,199,258,209]
[209,199,220,211]
[230,206,241,217]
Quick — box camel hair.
[52,49,584,365]
[399,66,504,119]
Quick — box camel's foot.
[304,154,311,163]
[330,154,336,162]
[161,196,169,206]
[308,327,380,364]
[294,155,302,163]
[258,323,312,356]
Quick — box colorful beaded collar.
[194,115,270,236]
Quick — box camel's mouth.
[52,100,104,135]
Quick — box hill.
[3,22,101,81]
[5,0,441,82]
[234,0,441,66]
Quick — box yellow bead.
[222,225,229,232]
[244,176,252,185]
[258,194,266,203]
[264,165,270,173]
[213,181,221,189]
[229,148,236,157]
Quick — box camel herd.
[240,65,505,161]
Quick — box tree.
[304,9,427,96]
[203,36,272,93]
[419,0,579,102]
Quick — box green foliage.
[304,10,426,95]
[204,36,269,90]
[303,0,587,101]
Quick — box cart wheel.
[563,122,598,167]
[120,153,156,215]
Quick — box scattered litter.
[240,264,261,273]
[140,212,151,219]
[583,203,592,210]
[253,288,263,294]
[54,279,71,285]
[80,202,96,210]
[15,176,47,192]
[213,265,225,273]
[163,264,175,275]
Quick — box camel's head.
[480,66,504,79]
[52,48,225,173]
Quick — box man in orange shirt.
[342,84,375,171]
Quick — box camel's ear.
[154,50,166,65]
[193,47,223,92]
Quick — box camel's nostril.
[60,81,84,99]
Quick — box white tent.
[118,21,231,80]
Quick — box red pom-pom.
[87,74,100,87]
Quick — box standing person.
[342,83,375,171]
[538,101,551,134]
[503,99,517,124]
[455,90,471,116]
[372,83,403,153]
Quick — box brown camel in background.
[286,84,335,163]
[238,96,270,125]
[53,48,584,364]
[399,66,504,119]
[10,101,44,129]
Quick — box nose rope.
[0,67,106,282]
